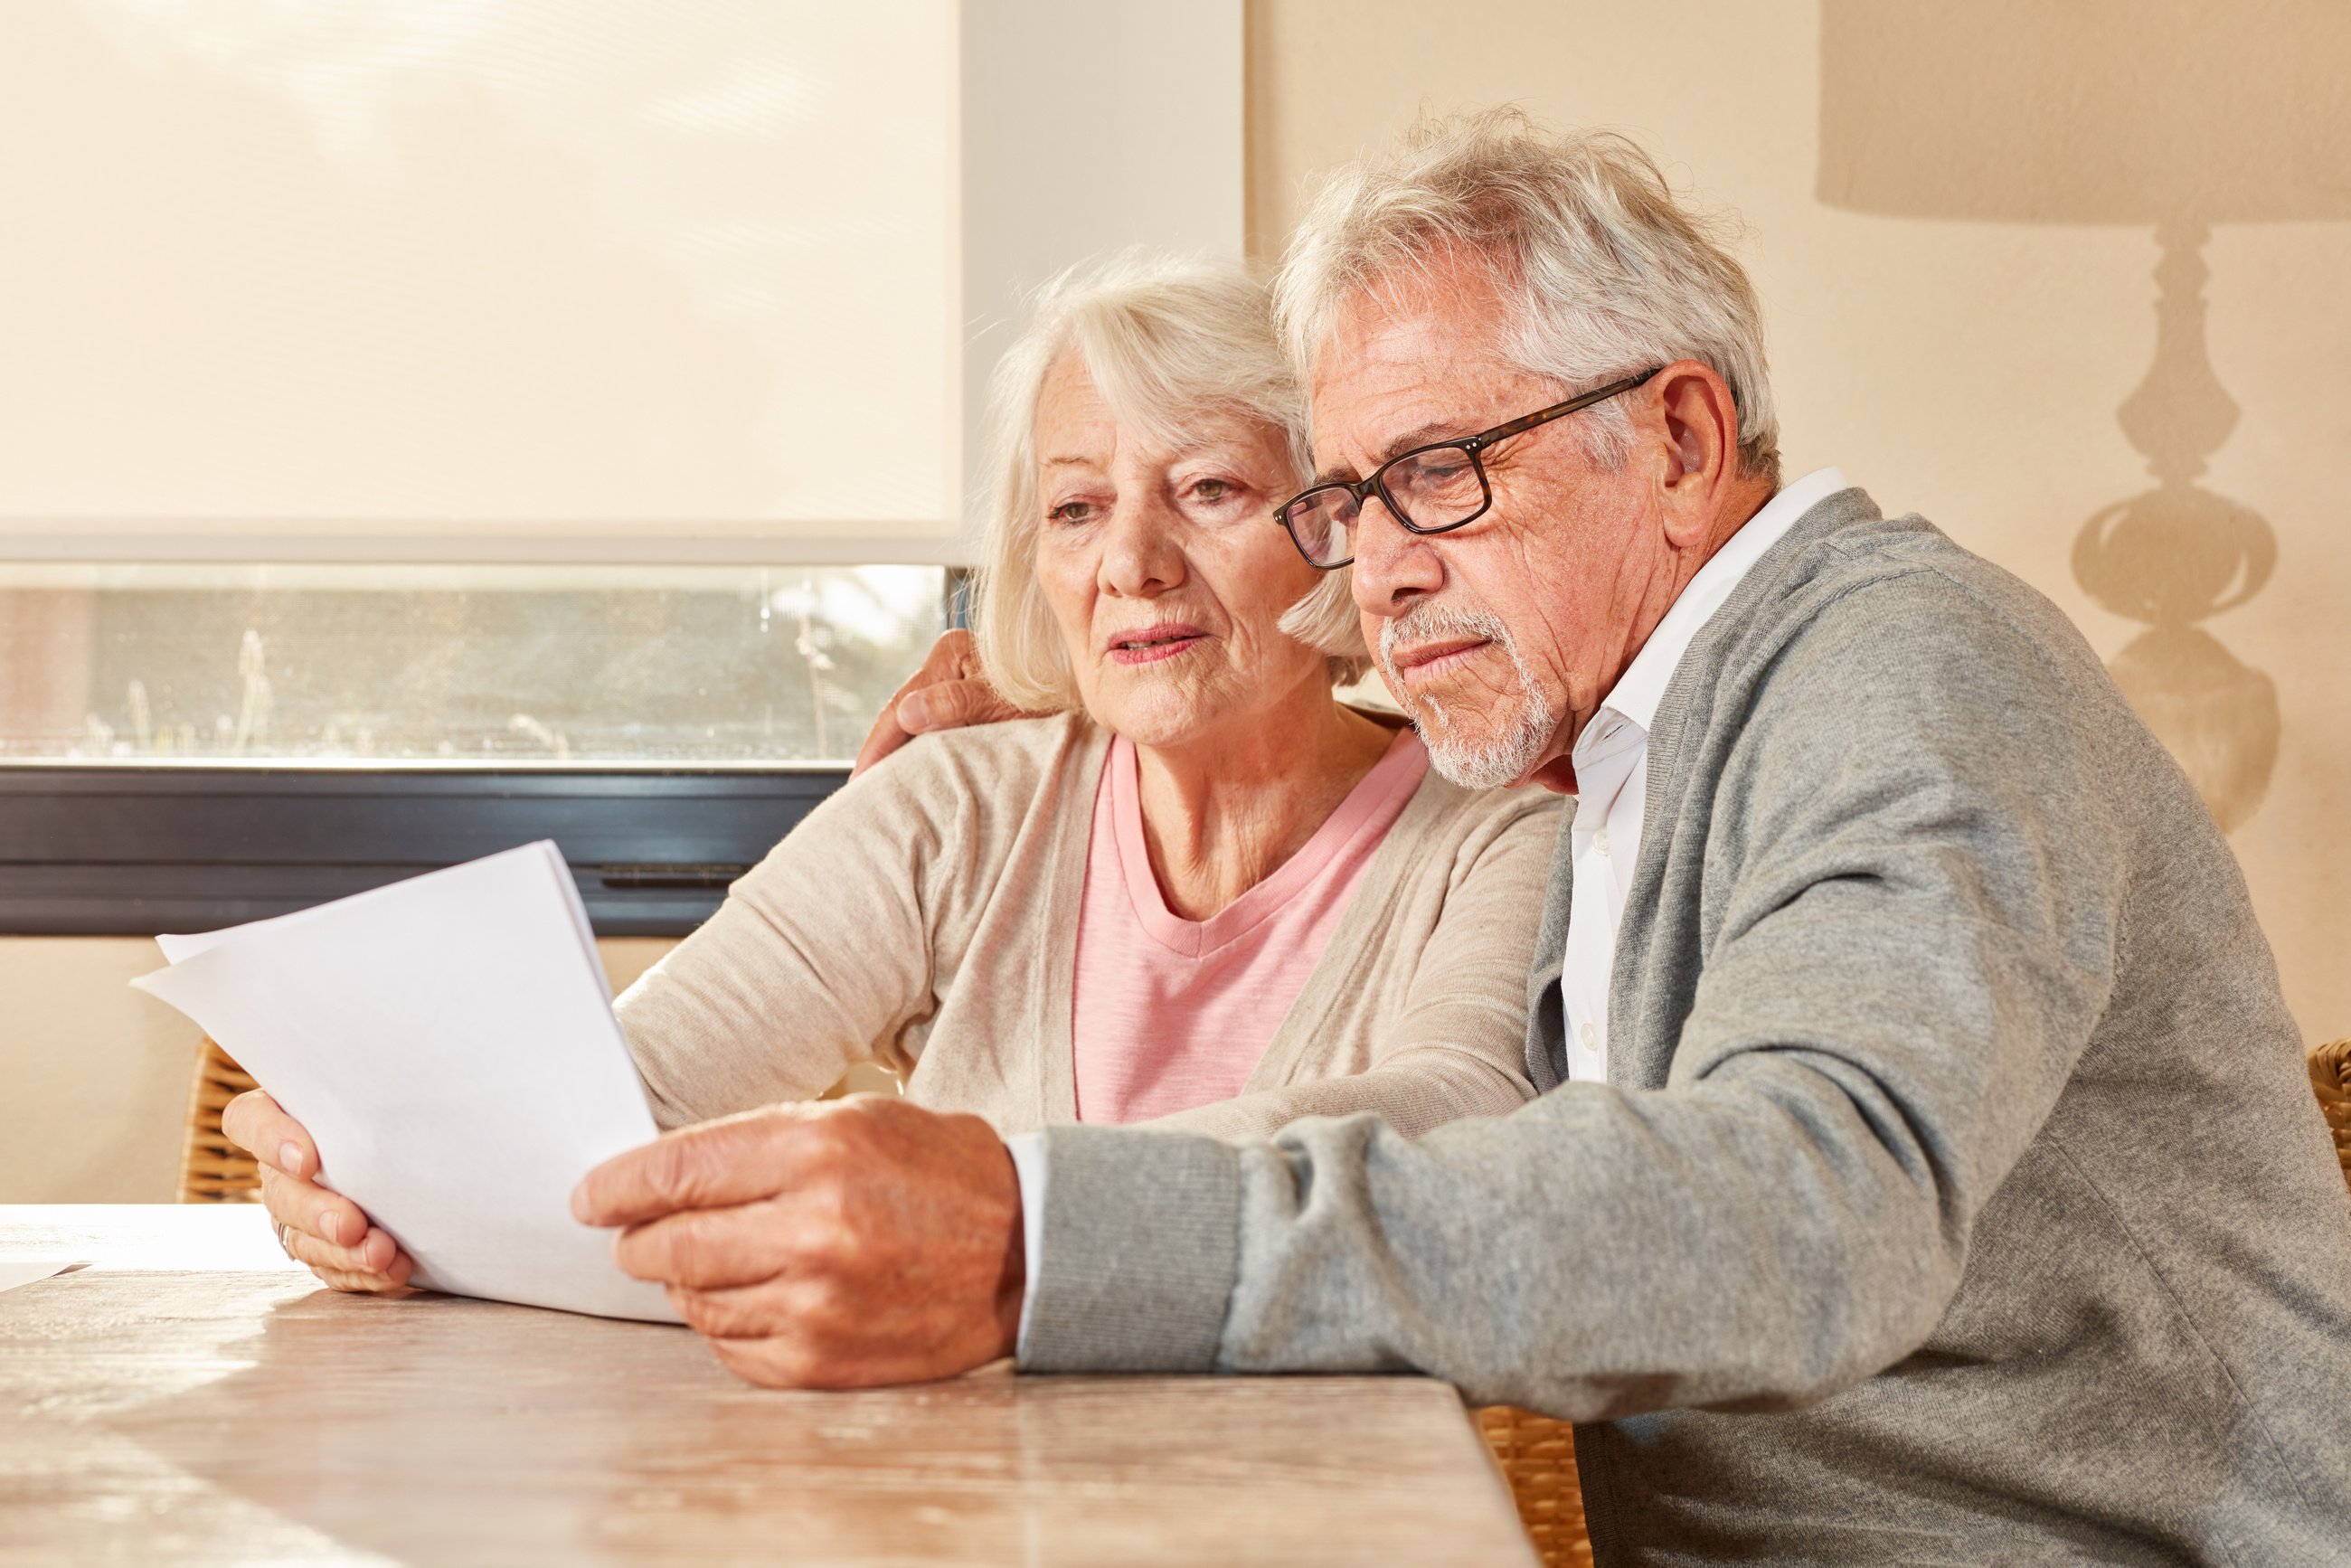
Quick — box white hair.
[1273,109,1780,485]
[969,250,1369,713]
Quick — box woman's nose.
[1097,495,1186,597]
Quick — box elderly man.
[576,115,2351,1561]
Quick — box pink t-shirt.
[1070,725,1430,1123]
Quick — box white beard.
[1377,602,1559,789]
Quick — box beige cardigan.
[615,713,1563,1142]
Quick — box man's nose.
[1348,501,1445,618]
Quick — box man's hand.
[571,1097,1024,1389]
[850,628,1038,777]
[222,1088,415,1293]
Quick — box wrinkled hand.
[222,1088,414,1293]
[850,628,1038,778]
[571,1096,1024,1388]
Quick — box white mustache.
[1377,601,1516,674]
[1375,600,1557,789]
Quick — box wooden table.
[0,1206,1535,1565]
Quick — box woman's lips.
[1105,625,1207,666]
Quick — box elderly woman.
[227,254,1561,1295]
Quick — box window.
[0,562,954,935]
[0,1,1245,933]
[0,564,949,766]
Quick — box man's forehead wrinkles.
[1376,420,1468,462]
[1312,393,1494,479]
[1317,365,1442,437]
[1315,316,1540,470]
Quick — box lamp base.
[2107,622,2279,835]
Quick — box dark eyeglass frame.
[1273,366,1665,569]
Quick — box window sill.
[0,766,845,937]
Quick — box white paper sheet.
[0,1260,88,1294]
[134,842,678,1323]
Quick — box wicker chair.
[177,1039,263,1204]
[2311,1038,2351,1193]
[1476,1406,1593,1568]
[180,1037,2351,1568]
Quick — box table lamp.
[1817,0,2351,830]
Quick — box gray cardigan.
[1017,489,2351,1564]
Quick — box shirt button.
[1592,827,1610,857]
[1578,1022,1597,1052]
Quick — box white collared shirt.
[1557,468,1849,1082]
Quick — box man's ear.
[1652,360,1742,546]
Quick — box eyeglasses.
[1272,367,1663,569]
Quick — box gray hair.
[969,251,1369,714]
[1273,109,1780,486]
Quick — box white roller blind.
[0,1,972,561]
[0,1,1243,564]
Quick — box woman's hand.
[850,629,1036,777]
[222,1088,414,1293]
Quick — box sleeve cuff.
[1015,1123,1244,1374]
[1003,1130,1049,1358]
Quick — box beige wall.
[0,937,675,1203]
[1247,0,2351,1041]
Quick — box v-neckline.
[1103,729,1421,959]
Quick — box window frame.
[3,765,845,938]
